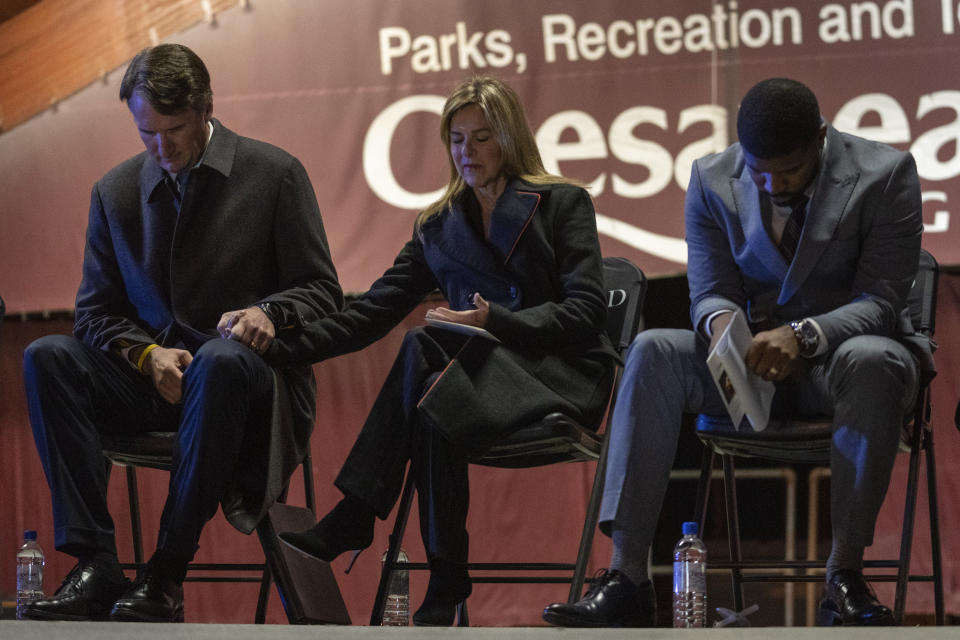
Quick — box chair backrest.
[601,257,647,355]
[903,248,939,384]
[907,248,938,337]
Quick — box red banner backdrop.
[1,0,959,311]
[1,0,959,625]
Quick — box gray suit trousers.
[599,328,918,557]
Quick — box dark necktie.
[778,195,808,261]
[166,171,190,210]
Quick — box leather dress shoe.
[412,560,472,626]
[110,565,184,623]
[818,569,894,626]
[542,569,656,627]
[22,560,130,621]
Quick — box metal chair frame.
[370,257,647,626]
[693,248,944,625]
[102,431,315,624]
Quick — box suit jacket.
[74,119,343,532]
[685,125,923,352]
[267,179,617,454]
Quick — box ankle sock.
[826,543,864,581]
[610,528,649,585]
[149,549,190,585]
[77,550,123,577]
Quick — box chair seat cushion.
[470,412,603,468]
[695,414,833,464]
[101,431,177,471]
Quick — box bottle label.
[673,560,706,593]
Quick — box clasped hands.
[709,313,801,382]
[140,306,274,404]
[425,292,490,328]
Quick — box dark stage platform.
[1,621,957,640]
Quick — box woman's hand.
[425,292,490,328]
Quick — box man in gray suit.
[544,78,922,627]
[23,44,342,622]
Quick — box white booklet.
[706,310,775,431]
[426,318,501,343]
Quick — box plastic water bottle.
[380,549,409,626]
[16,530,45,620]
[673,521,707,628]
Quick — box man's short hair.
[736,78,821,158]
[119,43,212,115]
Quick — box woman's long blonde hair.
[415,76,568,230]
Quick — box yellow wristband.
[137,344,160,373]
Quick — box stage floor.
[1,622,957,639]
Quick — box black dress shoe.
[110,565,184,623]
[412,560,472,626]
[22,560,130,621]
[542,569,656,627]
[818,569,894,626]
[279,496,374,565]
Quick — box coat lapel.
[779,127,859,304]
[423,181,541,272]
[731,173,789,282]
[487,185,541,264]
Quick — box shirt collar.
[167,121,215,182]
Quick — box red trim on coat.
[504,191,541,264]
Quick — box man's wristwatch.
[790,318,819,357]
[257,302,282,328]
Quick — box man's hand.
[425,292,490,328]
[217,306,276,355]
[142,346,193,404]
[745,325,801,381]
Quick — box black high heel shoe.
[412,560,472,626]
[279,496,375,569]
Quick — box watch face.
[797,319,818,354]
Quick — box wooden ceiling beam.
[0,0,242,134]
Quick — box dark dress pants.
[335,326,472,564]
[23,335,273,560]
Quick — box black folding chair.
[371,257,647,626]
[101,431,316,623]
[693,248,943,625]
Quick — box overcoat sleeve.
[74,183,158,350]
[254,156,343,327]
[265,234,439,366]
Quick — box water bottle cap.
[682,521,699,536]
[23,530,37,541]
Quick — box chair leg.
[892,419,924,623]
[369,470,416,625]
[254,564,271,624]
[721,454,745,613]
[125,466,144,566]
[302,449,316,515]
[694,447,714,534]
[924,427,945,625]
[568,428,611,602]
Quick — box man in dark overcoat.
[22,43,342,623]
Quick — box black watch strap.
[257,302,282,327]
